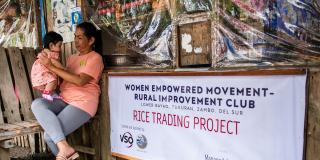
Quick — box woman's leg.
[31,98,68,155]
[54,105,91,156]
[44,132,59,155]
[32,98,91,156]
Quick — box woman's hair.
[76,22,101,52]
[43,31,63,49]
[76,22,97,41]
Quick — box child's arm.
[41,49,65,69]
[38,53,92,86]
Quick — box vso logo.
[120,132,133,148]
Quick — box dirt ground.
[10,146,55,160]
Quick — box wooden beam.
[111,152,140,160]
[45,0,53,31]
[33,0,42,47]
[81,0,87,21]
[107,69,306,77]
[0,125,42,141]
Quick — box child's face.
[49,41,63,53]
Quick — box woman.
[31,22,104,160]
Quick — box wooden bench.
[0,47,43,160]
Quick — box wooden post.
[92,117,101,160]
[99,73,112,160]
[45,0,53,31]
[306,70,320,159]
[81,0,87,21]
[64,42,73,60]
[33,0,42,47]
[0,147,10,160]
[81,124,89,160]
[61,44,66,66]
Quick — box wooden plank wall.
[0,47,45,154]
[23,48,42,98]
[8,48,34,121]
[0,47,22,123]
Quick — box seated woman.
[31,22,104,160]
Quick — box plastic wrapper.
[0,1,37,49]
[88,0,173,67]
[177,0,212,14]
[215,0,320,67]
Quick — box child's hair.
[43,31,63,49]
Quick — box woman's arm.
[39,53,92,86]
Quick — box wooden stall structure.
[36,0,320,160]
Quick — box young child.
[31,31,63,101]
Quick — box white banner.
[109,74,307,160]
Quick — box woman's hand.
[51,59,65,69]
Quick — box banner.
[109,73,306,160]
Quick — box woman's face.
[74,27,94,53]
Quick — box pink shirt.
[31,51,59,88]
[60,51,104,117]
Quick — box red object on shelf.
[102,8,107,15]
[98,9,103,15]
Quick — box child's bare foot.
[42,93,53,101]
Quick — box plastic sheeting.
[0,1,37,49]
[89,0,173,67]
[177,0,212,13]
[89,0,320,67]
[215,0,320,67]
